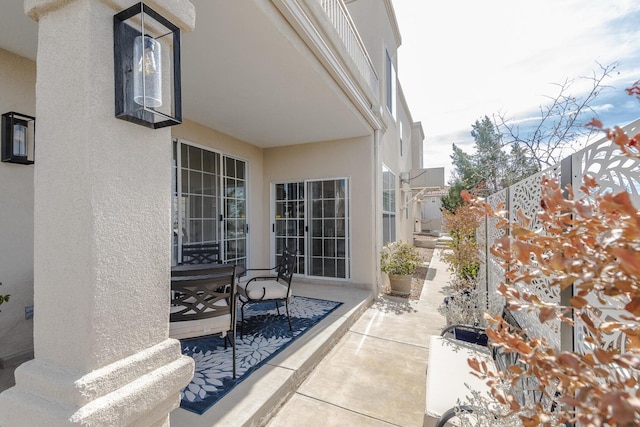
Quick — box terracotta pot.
[388,274,412,296]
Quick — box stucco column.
[0,1,195,426]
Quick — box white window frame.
[270,177,351,281]
[172,138,250,268]
[382,164,396,245]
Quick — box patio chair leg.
[240,304,245,339]
[232,331,236,379]
[275,301,281,315]
[285,300,292,331]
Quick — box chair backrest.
[276,249,296,287]
[170,265,236,324]
[181,242,221,265]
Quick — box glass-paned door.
[274,182,305,274]
[223,157,247,269]
[309,179,349,278]
[172,143,221,264]
[172,141,247,268]
[271,178,350,279]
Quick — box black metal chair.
[170,264,237,378]
[237,249,296,337]
[181,242,221,265]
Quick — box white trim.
[381,164,396,244]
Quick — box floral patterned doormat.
[179,296,343,414]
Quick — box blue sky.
[392,0,640,181]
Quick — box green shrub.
[380,241,421,276]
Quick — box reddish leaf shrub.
[442,204,482,291]
[463,113,640,425]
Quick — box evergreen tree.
[442,116,538,211]
[470,116,509,195]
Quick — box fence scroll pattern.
[481,189,507,297]
[481,167,561,349]
[480,118,639,355]
[570,124,640,355]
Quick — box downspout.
[374,128,382,295]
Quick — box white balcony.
[0,0,382,148]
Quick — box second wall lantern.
[1,112,35,164]
[114,2,182,129]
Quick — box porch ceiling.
[0,0,371,148]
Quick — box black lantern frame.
[114,2,182,129]
[1,112,35,165]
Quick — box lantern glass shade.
[1,112,35,164]
[134,35,162,108]
[114,2,181,129]
[13,122,27,157]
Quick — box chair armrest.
[436,405,475,427]
[243,276,278,292]
[246,275,276,282]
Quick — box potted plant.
[438,285,504,345]
[438,204,504,344]
[380,241,421,296]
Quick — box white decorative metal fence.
[478,118,640,354]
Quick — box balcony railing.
[317,0,379,94]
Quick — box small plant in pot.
[380,241,421,296]
[438,284,504,345]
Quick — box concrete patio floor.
[174,248,450,427]
[0,249,451,427]
[266,250,449,427]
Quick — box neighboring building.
[0,0,424,414]
[406,167,445,233]
[420,189,447,233]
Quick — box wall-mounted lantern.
[114,2,182,129]
[1,112,35,164]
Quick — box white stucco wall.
[0,48,35,361]
[263,136,375,287]
[347,0,420,247]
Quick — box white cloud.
[392,0,640,181]
[592,103,615,113]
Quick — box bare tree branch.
[495,62,618,169]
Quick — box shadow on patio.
[170,281,373,427]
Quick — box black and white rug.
[179,296,343,414]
